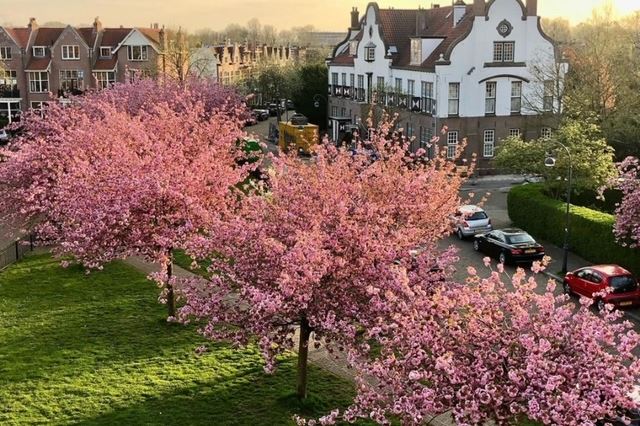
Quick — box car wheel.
[499,252,507,265]
[596,299,606,312]
[457,228,464,240]
[562,280,571,296]
[473,239,480,252]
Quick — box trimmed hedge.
[508,184,640,275]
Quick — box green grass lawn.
[0,253,364,425]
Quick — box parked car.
[267,103,280,116]
[453,205,492,239]
[285,99,295,110]
[253,109,270,121]
[0,129,9,144]
[563,265,640,311]
[473,228,545,265]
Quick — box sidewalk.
[123,255,456,426]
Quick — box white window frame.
[377,76,385,91]
[543,80,554,112]
[28,71,49,93]
[32,46,46,57]
[511,81,522,113]
[407,80,415,97]
[100,46,112,58]
[0,69,17,86]
[364,46,375,62]
[448,83,460,116]
[59,70,84,92]
[447,131,459,159]
[483,129,495,158]
[485,82,496,114]
[541,127,552,139]
[395,78,402,94]
[0,47,11,60]
[421,81,435,114]
[493,41,515,62]
[509,128,521,138]
[341,73,347,86]
[61,45,80,60]
[127,45,149,61]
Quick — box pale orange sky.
[0,0,638,32]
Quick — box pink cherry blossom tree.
[177,120,465,400]
[0,79,251,317]
[339,258,640,425]
[613,157,640,248]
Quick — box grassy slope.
[0,253,364,425]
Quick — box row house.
[207,42,304,86]
[0,17,166,124]
[327,0,567,173]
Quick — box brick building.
[327,0,567,173]
[0,17,167,123]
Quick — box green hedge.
[508,184,640,275]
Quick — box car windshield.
[467,211,488,221]
[610,275,638,292]
[506,233,535,244]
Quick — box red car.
[563,265,640,311]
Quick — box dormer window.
[410,39,422,65]
[32,46,46,57]
[62,45,80,60]
[100,47,112,58]
[0,47,12,60]
[349,40,358,56]
[493,41,514,62]
[364,43,375,62]
[127,45,148,61]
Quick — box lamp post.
[544,142,573,274]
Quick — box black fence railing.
[0,234,35,271]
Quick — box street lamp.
[544,142,573,274]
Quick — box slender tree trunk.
[297,317,311,400]
[166,253,176,318]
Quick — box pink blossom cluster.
[0,78,250,269]
[613,157,640,248]
[178,120,465,374]
[341,259,640,425]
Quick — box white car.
[453,205,492,240]
[0,129,9,143]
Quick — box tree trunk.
[166,258,176,318]
[297,317,311,400]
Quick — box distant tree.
[178,120,464,401]
[290,63,328,130]
[223,23,249,43]
[612,157,640,248]
[263,25,277,45]
[494,119,616,197]
[0,79,250,318]
[247,18,262,45]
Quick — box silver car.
[454,205,492,240]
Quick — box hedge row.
[507,184,640,275]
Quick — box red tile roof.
[93,57,117,71]
[330,5,473,70]
[25,57,51,71]
[4,28,31,48]
[100,28,131,47]
[33,27,64,46]
[138,28,161,45]
[77,27,97,47]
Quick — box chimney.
[473,0,485,17]
[453,0,466,27]
[416,6,428,36]
[526,0,537,16]
[350,7,360,30]
[93,16,103,33]
[28,17,38,31]
[159,26,167,50]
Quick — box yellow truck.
[278,118,319,155]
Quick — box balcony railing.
[329,85,436,114]
[0,86,20,98]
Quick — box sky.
[0,0,638,32]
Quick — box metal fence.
[0,234,35,271]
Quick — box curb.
[543,271,640,323]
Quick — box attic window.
[349,40,358,56]
[100,47,112,58]
[410,39,422,65]
[32,46,46,57]
[364,43,375,62]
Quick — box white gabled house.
[328,0,567,173]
